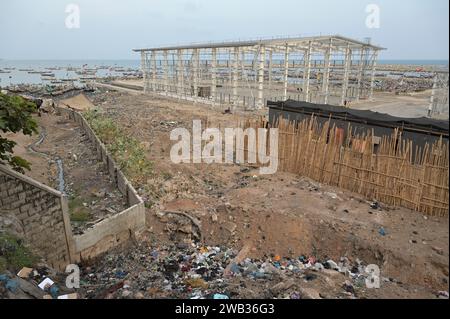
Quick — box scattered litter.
[38,278,55,290]
[57,293,79,299]
[17,267,33,279]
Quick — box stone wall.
[0,165,73,270]
[0,106,146,268]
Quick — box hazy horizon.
[1,0,449,60]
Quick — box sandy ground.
[114,78,448,119]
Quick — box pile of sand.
[58,93,94,111]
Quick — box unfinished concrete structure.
[428,71,449,118]
[134,35,384,109]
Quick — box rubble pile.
[78,241,388,300]
[374,78,433,93]
[0,265,77,299]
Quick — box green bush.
[84,109,153,183]
[0,233,37,272]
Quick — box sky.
[0,0,448,60]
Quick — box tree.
[0,92,38,173]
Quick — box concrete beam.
[177,49,184,95]
[303,41,312,102]
[321,38,333,104]
[193,48,199,101]
[341,44,351,106]
[151,51,157,92]
[356,47,367,101]
[163,51,169,95]
[283,44,290,101]
[369,50,378,100]
[141,51,148,93]
[211,48,217,103]
[232,46,240,108]
[257,45,265,109]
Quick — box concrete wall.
[0,165,73,270]
[1,106,146,268]
[55,106,146,262]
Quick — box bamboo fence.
[242,116,449,217]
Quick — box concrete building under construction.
[134,35,385,110]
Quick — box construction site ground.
[7,87,449,299]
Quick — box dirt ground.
[82,87,448,298]
[7,113,128,235]
[5,86,448,299]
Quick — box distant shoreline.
[0,59,449,65]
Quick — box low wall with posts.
[0,107,146,268]
[55,106,146,262]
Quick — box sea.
[0,59,448,86]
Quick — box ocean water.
[0,59,447,86]
[0,60,140,86]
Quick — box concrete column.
[303,41,312,102]
[177,49,184,96]
[356,47,366,101]
[268,49,273,91]
[211,48,217,103]
[283,44,290,101]
[257,45,265,109]
[193,48,199,100]
[341,44,351,106]
[141,51,148,93]
[232,46,239,108]
[151,51,157,92]
[321,38,333,104]
[228,49,233,89]
[369,50,378,100]
[428,72,438,117]
[163,51,169,95]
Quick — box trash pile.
[0,265,77,299]
[78,241,385,299]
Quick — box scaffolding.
[134,35,385,109]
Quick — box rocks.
[432,246,444,256]
[299,287,321,299]
[343,280,355,295]
[223,221,237,233]
[270,279,297,295]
